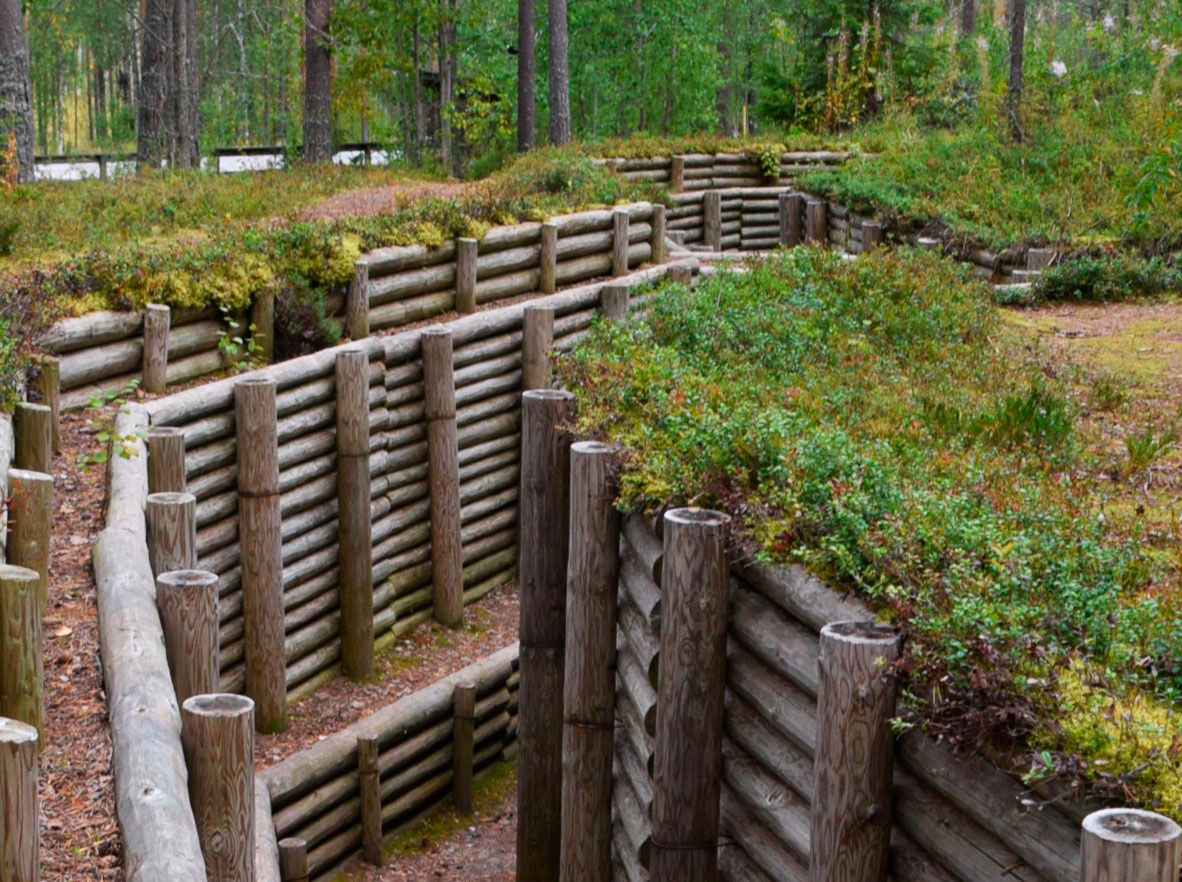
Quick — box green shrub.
[1032,256,1182,304]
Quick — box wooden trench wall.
[595,150,853,189]
[610,514,1083,882]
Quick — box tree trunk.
[0,0,36,182]
[303,0,333,162]
[438,0,457,172]
[138,0,170,170]
[1005,0,1026,142]
[95,66,109,142]
[171,0,198,167]
[547,0,570,145]
[960,0,975,38]
[411,15,423,166]
[516,0,536,151]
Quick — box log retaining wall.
[596,151,854,188]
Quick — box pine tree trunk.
[438,0,457,173]
[517,0,536,151]
[94,66,108,141]
[960,0,975,38]
[411,15,424,165]
[138,0,170,170]
[1005,0,1026,142]
[0,0,35,182]
[172,0,198,167]
[303,0,333,162]
[547,0,570,144]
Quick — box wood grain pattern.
[456,238,479,314]
[0,565,43,737]
[146,491,197,576]
[347,262,371,341]
[0,717,38,882]
[235,376,287,733]
[704,192,722,251]
[862,222,885,253]
[810,621,902,882]
[522,305,555,391]
[155,569,219,707]
[30,355,61,453]
[601,283,629,321]
[540,223,559,294]
[251,291,276,362]
[560,442,621,882]
[805,199,828,246]
[779,193,803,247]
[421,327,464,628]
[13,403,51,474]
[142,304,171,394]
[650,508,730,882]
[336,348,374,680]
[147,425,186,493]
[453,682,476,814]
[670,156,685,192]
[358,735,383,866]
[651,204,667,264]
[612,209,631,277]
[7,469,52,615]
[1081,809,1180,882]
[277,838,309,882]
[181,693,256,882]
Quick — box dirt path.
[302,180,479,223]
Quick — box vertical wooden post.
[146,491,197,577]
[651,203,667,264]
[540,222,559,295]
[277,838,309,882]
[13,403,51,474]
[559,441,621,882]
[517,388,576,882]
[347,261,371,340]
[670,156,686,193]
[453,682,476,814]
[142,304,171,394]
[0,566,43,737]
[7,470,51,615]
[601,283,629,321]
[666,265,694,287]
[456,237,479,314]
[810,622,903,882]
[181,694,256,882]
[30,356,60,454]
[780,192,803,247]
[251,290,276,363]
[421,328,463,628]
[358,735,384,866]
[156,569,219,707]
[704,191,722,251]
[522,305,555,392]
[650,508,730,882]
[1027,247,1055,270]
[1081,809,1181,882]
[0,718,38,882]
[806,198,829,246]
[235,375,287,734]
[147,425,187,494]
[862,221,885,254]
[612,208,631,277]
[336,347,374,681]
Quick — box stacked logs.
[596,151,856,189]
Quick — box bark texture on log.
[453,682,476,814]
[522,306,554,391]
[143,304,171,394]
[148,426,187,494]
[13,403,50,474]
[30,356,61,453]
[146,491,197,577]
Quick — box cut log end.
[1083,809,1182,845]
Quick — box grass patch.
[559,247,1182,815]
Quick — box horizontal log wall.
[260,644,521,882]
[596,151,855,189]
[611,515,1082,882]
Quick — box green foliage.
[1125,425,1177,477]
[0,220,17,258]
[559,248,1182,813]
[1032,256,1182,304]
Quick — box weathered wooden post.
[146,491,197,576]
[358,735,383,866]
[251,290,276,363]
[235,375,287,733]
[142,303,171,394]
[540,222,559,295]
[347,261,371,341]
[30,356,61,453]
[13,402,51,474]
[651,203,667,264]
[649,508,729,882]
[559,441,621,882]
[456,237,479,314]
[278,838,309,882]
[862,221,885,253]
[612,208,631,277]
[517,388,576,882]
[7,469,52,614]
[810,622,903,882]
[421,328,463,628]
[0,565,43,736]
[453,682,476,814]
[670,156,686,193]
[181,694,256,881]
[601,283,629,321]
[704,191,722,251]
[780,192,803,247]
[1081,809,1181,882]
[0,717,38,881]
[666,265,694,287]
[806,198,829,246]
[336,347,374,681]
[522,305,555,392]
[1027,247,1055,271]
[147,425,187,494]
[156,570,220,707]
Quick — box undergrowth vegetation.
[559,247,1182,816]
